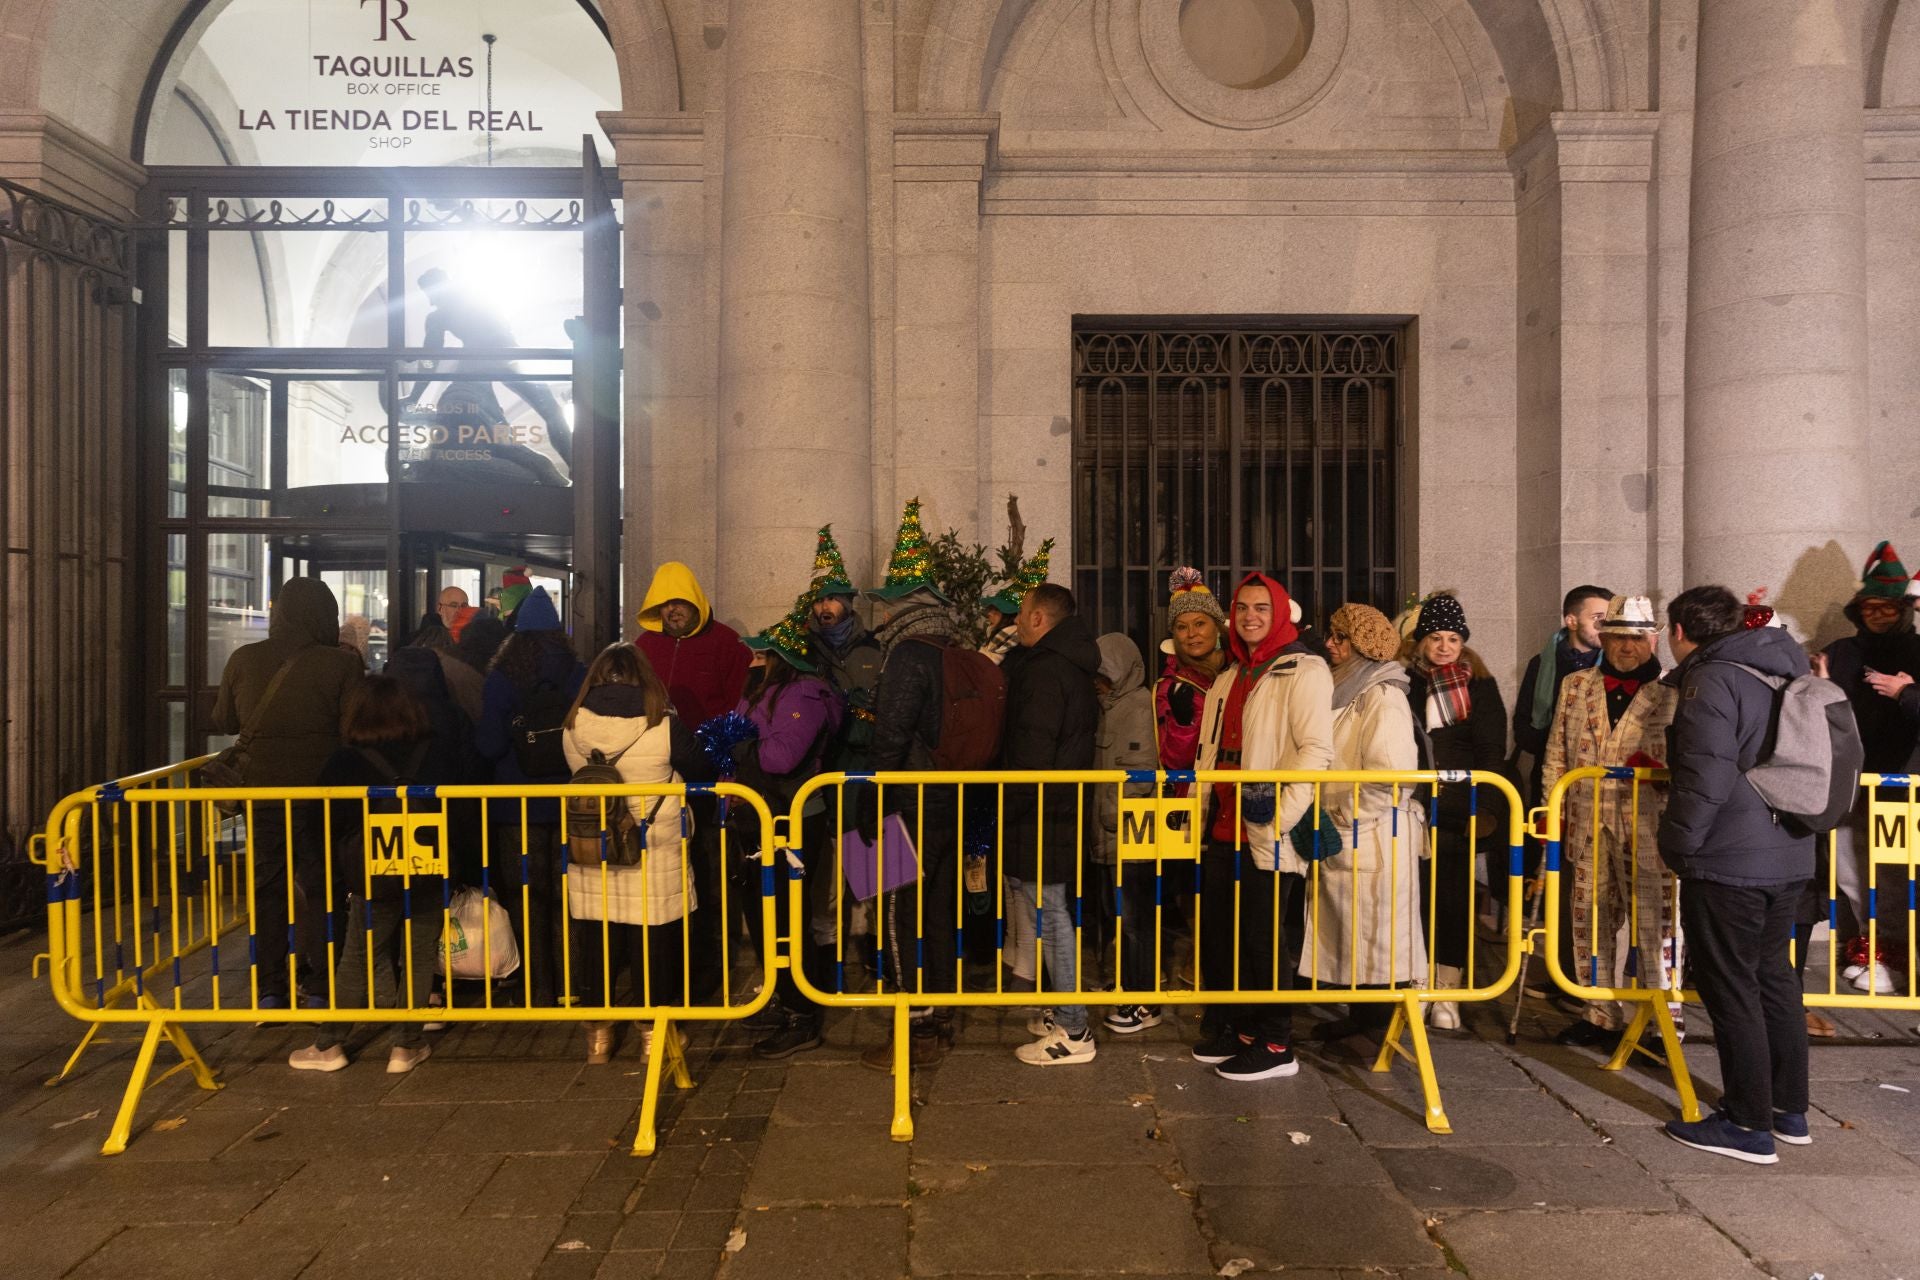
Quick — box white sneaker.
[1842,958,1867,982]
[1853,963,1896,995]
[1104,1005,1164,1034]
[1015,1025,1096,1065]
[1025,1009,1056,1037]
[386,1044,431,1074]
[288,1044,347,1072]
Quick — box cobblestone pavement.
[4,925,1920,1280]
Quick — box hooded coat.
[1657,624,1817,886]
[1820,601,1920,773]
[1092,633,1158,865]
[562,695,707,927]
[634,562,752,731]
[999,614,1103,885]
[1299,657,1425,985]
[474,590,587,823]
[211,577,366,786]
[1194,574,1337,874]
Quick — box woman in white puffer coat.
[563,643,714,1064]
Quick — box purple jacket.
[737,676,845,778]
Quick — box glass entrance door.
[142,160,619,762]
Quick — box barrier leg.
[1602,1001,1654,1072]
[101,1020,166,1157]
[160,1017,221,1094]
[1370,1003,1406,1074]
[1405,994,1453,1134]
[45,1022,110,1088]
[632,1016,681,1157]
[890,1003,914,1142]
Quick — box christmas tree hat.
[1855,541,1913,602]
[744,589,819,672]
[865,497,948,603]
[981,537,1056,615]
[809,524,858,598]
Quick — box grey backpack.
[1715,662,1864,837]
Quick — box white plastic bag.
[436,886,520,980]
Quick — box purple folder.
[842,815,921,901]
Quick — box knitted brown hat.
[1329,603,1400,663]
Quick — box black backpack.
[510,679,572,778]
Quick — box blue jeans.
[1006,877,1085,1034]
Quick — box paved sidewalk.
[4,925,1920,1280]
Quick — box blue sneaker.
[1664,1111,1778,1165]
[1771,1111,1812,1146]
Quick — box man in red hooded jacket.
[1191,573,1335,1082]
[632,561,751,730]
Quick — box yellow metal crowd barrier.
[778,768,1528,1140]
[1537,768,1920,1122]
[38,775,776,1156]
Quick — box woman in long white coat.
[1299,603,1427,1041]
[562,643,711,1064]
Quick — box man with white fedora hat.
[1541,594,1683,1048]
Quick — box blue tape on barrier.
[1911,879,1917,912]
[844,771,876,781]
[406,785,437,800]
[246,935,256,968]
[1114,884,1124,918]
[1830,898,1838,930]
[209,943,219,978]
[917,939,925,973]
[443,881,453,910]
[996,919,1005,950]
[367,786,400,800]
[686,782,715,794]
[286,924,296,959]
[955,926,965,958]
[95,977,105,1004]
[1035,908,1044,940]
[1624,945,1640,979]
[173,957,182,988]
[134,970,143,997]
[1546,840,1561,873]
[789,862,805,881]
[1604,766,1636,780]
[402,886,412,921]
[1165,770,1196,785]
[1469,787,1478,815]
[1155,872,1163,908]
[326,913,335,945]
[762,866,776,899]
[1509,843,1524,878]
[1589,956,1598,985]
[44,874,64,904]
[836,960,846,994]
[1075,895,1084,928]
[98,783,124,804]
[1125,769,1158,784]
[1870,887,1878,919]
[1879,773,1912,789]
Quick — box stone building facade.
[2,0,1918,855]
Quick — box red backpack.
[913,638,1006,770]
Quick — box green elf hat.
[809,524,858,598]
[1855,541,1913,601]
[744,590,819,672]
[981,537,1056,615]
[865,496,948,603]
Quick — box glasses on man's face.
[1860,601,1902,617]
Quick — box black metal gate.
[1072,322,1406,657]
[0,181,140,926]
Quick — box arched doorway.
[134,0,625,761]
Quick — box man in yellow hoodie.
[633,561,752,731]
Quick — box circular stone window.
[1141,0,1343,129]
[1177,0,1313,91]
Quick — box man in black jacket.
[1000,584,1103,1065]
[1657,585,1814,1165]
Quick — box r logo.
[361,0,415,42]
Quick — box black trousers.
[577,916,688,1009]
[248,800,326,1004]
[1422,830,1476,969]
[1680,877,1810,1130]
[1199,842,1299,1044]
[492,823,568,1006]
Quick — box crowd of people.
[212,499,1919,1166]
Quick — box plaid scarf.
[1415,657,1473,728]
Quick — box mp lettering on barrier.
[1869,793,1917,868]
[1116,795,1202,861]
[365,811,447,878]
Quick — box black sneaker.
[1216,1038,1299,1081]
[1554,1020,1614,1048]
[743,999,788,1034]
[1191,1026,1242,1065]
[754,1018,823,1060]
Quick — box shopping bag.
[436,886,521,979]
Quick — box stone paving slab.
[246,1153,503,1223]
[718,1206,909,1280]
[912,1164,1212,1275]
[1661,1173,1920,1267]
[768,1060,898,1125]
[925,1046,1151,1106]
[30,1156,302,1224]
[1336,1082,1604,1147]
[1162,1114,1389,1186]
[1440,1210,1771,1280]
[1197,1181,1441,1270]
[425,1099,642,1154]
[912,1099,1170,1170]
[466,1152,608,1218]
[1379,1141,1678,1211]
[62,1223,336,1280]
[1141,1050,1342,1117]
[744,1114,912,1204]
[222,1100,458,1159]
[302,1215,564,1280]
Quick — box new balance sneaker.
[288,1044,347,1072]
[1015,1025,1097,1065]
[1215,1037,1299,1081]
[1772,1111,1812,1146]
[1192,1026,1241,1065]
[1104,1005,1163,1035]
[386,1044,431,1074]
[1025,1009,1056,1037]
[1664,1111,1778,1164]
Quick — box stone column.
[1683,0,1869,623]
[715,0,873,631]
